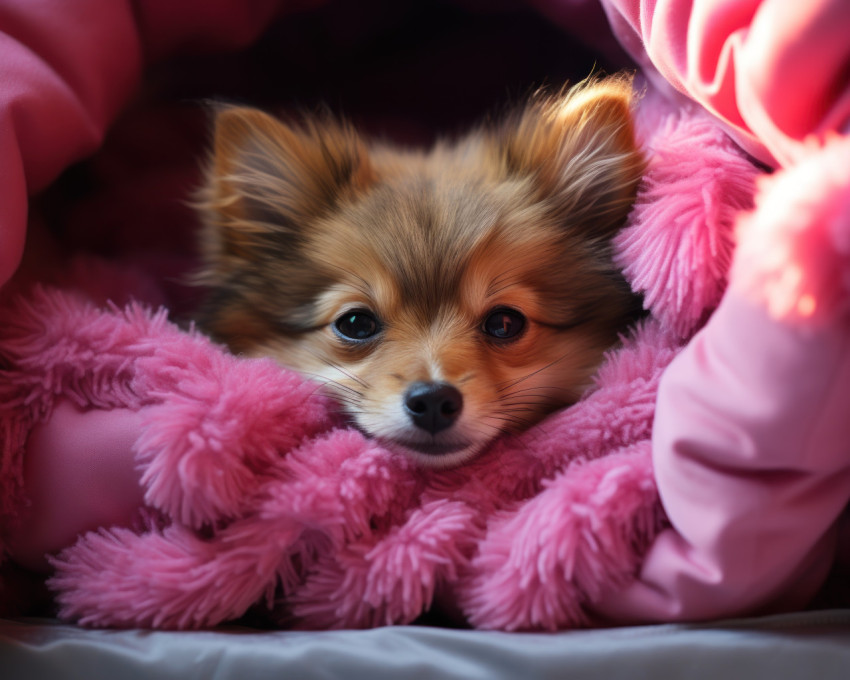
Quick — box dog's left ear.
[500,76,644,236]
[196,105,374,274]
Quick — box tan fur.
[195,75,645,467]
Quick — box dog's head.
[195,76,645,467]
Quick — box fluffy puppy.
[194,76,645,467]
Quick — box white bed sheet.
[3,610,850,679]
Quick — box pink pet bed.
[1,0,849,635]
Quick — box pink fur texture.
[29,297,673,631]
[0,105,760,631]
[614,107,760,339]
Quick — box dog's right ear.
[197,106,374,269]
[497,76,644,239]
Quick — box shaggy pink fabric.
[615,103,759,339]
[0,100,756,629]
[17,296,674,631]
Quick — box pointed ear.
[197,105,374,269]
[501,76,644,236]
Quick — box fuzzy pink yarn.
[0,104,760,631]
[39,309,675,631]
[614,109,760,339]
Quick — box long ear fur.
[499,75,644,237]
[195,106,374,282]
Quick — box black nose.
[403,381,463,434]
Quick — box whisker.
[495,352,573,394]
[300,346,371,389]
[316,387,360,405]
[500,385,576,397]
[481,413,535,430]
[482,412,530,422]
[494,407,542,417]
[324,392,361,407]
[325,362,370,390]
[324,381,364,399]
[485,263,528,298]
[496,399,549,409]
[299,372,364,400]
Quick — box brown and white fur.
[194,76,645,467]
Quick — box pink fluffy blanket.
[2,0,850,631]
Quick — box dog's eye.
[334,310,381,341]
[482,308,526,340]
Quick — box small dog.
[194,76,645,467]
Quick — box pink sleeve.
[593,286,850,622]
[602,0,850,166]
[592,136,850,623]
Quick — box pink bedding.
[1,0,849,629]
[600,0,850,167]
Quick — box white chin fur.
[352,402,495,468]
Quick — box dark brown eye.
[334,310,381,341]
[482,308,526,340]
